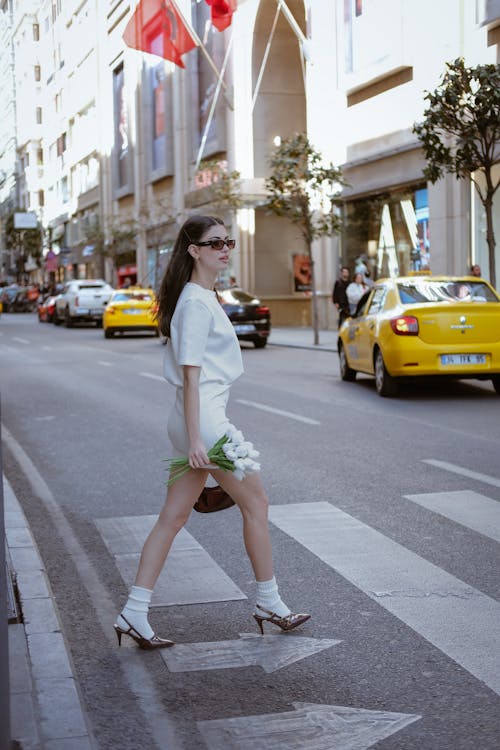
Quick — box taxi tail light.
[256,306,269,315]
[390,316,419,335]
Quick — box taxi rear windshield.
[397,280,498,304]
[112,292,153,301]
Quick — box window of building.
[61,176,69,203]
[57,132,66,156]
[342,185,430,279]
[38,189,45,207]
[33,23,40,41]
[37,148,44,165]
[52,3,57,22]
[34,65,41,81]
[44,16,49,32]
[36,107,42,124]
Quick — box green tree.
[413,58,500,287]
[265,133,346,345]
[5,210,43,280]
[83,215,137,277]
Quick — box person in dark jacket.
[332,266,350,326]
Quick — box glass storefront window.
[342,184,429,280]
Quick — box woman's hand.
[188,437,210,469]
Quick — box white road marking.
[95,514,246,606]
[139,371,164,382]
[41,346,53,351]
[270,501,500,697]
[236,398,320,425]
[423,459,500,489]
[162,633,340,674]
[97,360,113,367]
[34,416,56,422]
[404,490,500,544]
[197,702,420,750]
[12,337,30,344]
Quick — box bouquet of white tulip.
[165,426,260,487]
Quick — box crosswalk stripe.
[95,514,246,606]
[404,490,500,544]
[269,501,500,697]
[423,459,500,489]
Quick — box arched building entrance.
[251,0,309,324]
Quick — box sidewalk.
[5,475,94,749]
[268,326,338,352]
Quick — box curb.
[4,475,94,749]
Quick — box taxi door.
[356,286,387,372]
[343,291,373,370]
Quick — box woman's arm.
[183,365,210,469]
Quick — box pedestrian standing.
[470,264,481,277]
[114,215,310,649]
[346,272,369,315]
[332,266,350,326]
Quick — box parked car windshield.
[397,280,498,304]
[219,289,258,304]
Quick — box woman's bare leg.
[134,468,209,590]
[209,469,273,581]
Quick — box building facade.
[1,0,499,325]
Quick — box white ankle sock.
[117,585,154,640]
[255,576,290,618]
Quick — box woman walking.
[114,215,310,649]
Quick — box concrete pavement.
[4,325,337,749]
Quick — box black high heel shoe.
[253,605,311,635]
[114,615,174,650]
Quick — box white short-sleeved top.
[163,282,243,387]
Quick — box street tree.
[5,209,43,281]
[83,215,137,278]
[265,133,346,345]
[413,58,500,287]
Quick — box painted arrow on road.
[197,702,421,750]
[161,633,341,674]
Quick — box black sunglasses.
[195,239,236,251]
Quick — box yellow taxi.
[103,287,159,338]
[337,276,500,396]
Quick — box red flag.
[205,0,237,32]
[123,0,197,68]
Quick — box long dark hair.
[157,215,224,337]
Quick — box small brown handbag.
[194,485,235,513]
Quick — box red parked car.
[38,294,59,323]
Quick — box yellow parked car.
[337,276,500,396]
[103,288,159,338]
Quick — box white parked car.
[54,279,113,327]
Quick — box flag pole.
[251,3,281,113]
[277,0,307,45]
[195,29,234,171]
[171,0,233,109]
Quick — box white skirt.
[167,382,235,458]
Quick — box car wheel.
[253,337,267,349]
[64,308,73,328]
[53,309,61,325]
[374,348,398,397]
[491,375,500,394]
[104,329,114,339]
[338,342,356,381]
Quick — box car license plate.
[234,324,255,333]
[440,353,486,365]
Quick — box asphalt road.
[1,313,500,750]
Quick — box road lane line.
[235,399,320,425]
[12,337,30,344]
[423,459,500,489]
[139,371,164,382]
[95,515,246,606]
[2,425,181,749]
[269,501,500,697]
[404,490,500,544]
[98,360,113,367]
